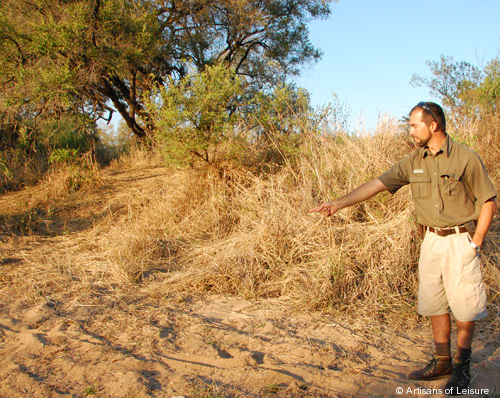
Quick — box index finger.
[309,204,327,213]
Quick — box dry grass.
[106,144,165,171]
[1,118,499,331]
[163,125,421,317]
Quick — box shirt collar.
[422,134,451,158]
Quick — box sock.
[456,345,472,362]
[435,340,451,357]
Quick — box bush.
[146,64,248,167]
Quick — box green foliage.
[147,64,247,166]
[411,54,500,128]
[0,155,13,183]
[249,85,313,164]
[48,148,79,165]
[412,54,500,171]
[411,55,483,110]
[246,86,349,167]
[477,58,500,113]
[83,384,98,396]
[147,65,340,169]
[0,0,333,189]
[0,109,97,191]
[0,0,333,142]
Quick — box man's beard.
[414,136,430,148]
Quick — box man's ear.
[430,120,439,133]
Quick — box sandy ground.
[1,290,500,398]
[1,167,500,398]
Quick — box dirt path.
[1,291,499,398]
[1,166,499,398]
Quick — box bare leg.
[456,320,475,349]
[431,313,451,343]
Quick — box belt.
[427,226,467,237]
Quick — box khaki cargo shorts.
[418,228,487,322]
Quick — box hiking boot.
[407,354,452,380]
[444,358,470,396]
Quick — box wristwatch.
[470,242,481,253]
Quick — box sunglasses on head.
[417,101,437,122]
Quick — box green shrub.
[146,64,247,167]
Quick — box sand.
[1,289,500,397]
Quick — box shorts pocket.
[462,272,487,310]
[464,233,479,259]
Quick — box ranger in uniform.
[310,102,497,395]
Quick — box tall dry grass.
[185,134,419,316]
[2,118,499,328]
[92,118,498,321]
[62,121,425,317]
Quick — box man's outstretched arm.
[309,179,388,217]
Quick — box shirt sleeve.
[378,155,412,194]
[463,152,497,205]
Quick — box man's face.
[409,109,432,148]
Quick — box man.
[310,102,497,396]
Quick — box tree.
[0,0,333,143]
[476,57,500,115]
[410,55,483,111]
[411,54,500,169]
[411,54,500,124]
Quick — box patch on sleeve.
[413,169,424,174]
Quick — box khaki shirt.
[378,135,497,228]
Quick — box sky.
[294,0,500,131]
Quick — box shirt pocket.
[443,175,467,199]
[442,175,475,213]
[409,174,431,198]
